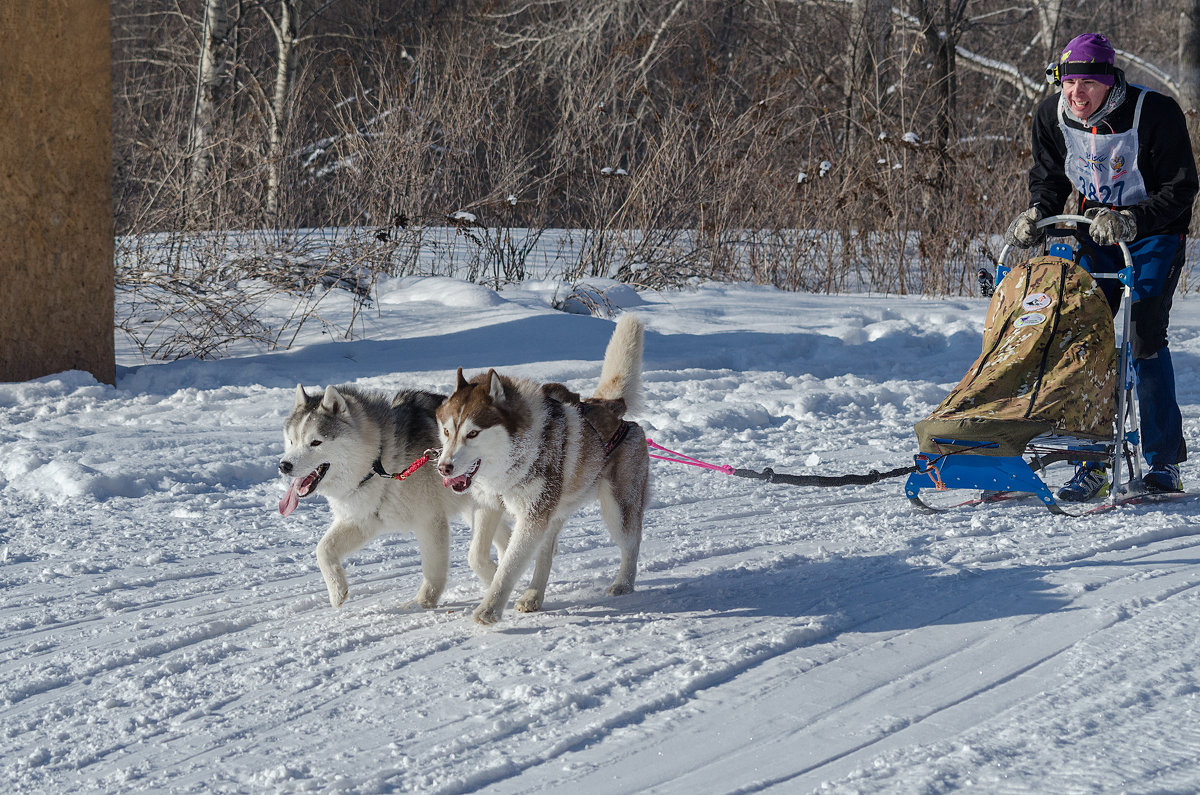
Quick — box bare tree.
[842,0,891,162]
[104,0,1198,346]
[1180,0,1200,124]
[261,0,300,221]
[1031,0,1065,54]
[907,0,969,196]
[187,0,232,218]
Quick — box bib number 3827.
[1078,177,1125,206]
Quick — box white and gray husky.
[435,314,651,625]
[279,384,502,609]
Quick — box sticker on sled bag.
[1014,312,1047,328]
[1022,293,1053,311]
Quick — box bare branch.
[1116,47,1182,101]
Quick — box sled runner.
[906,214,1144,514]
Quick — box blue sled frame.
[906,214,1139,515]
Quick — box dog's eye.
[466,430,479,439]
[310,439,322,447]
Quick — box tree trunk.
[188,0,232,220]
[1181,0,1200,128]
[912,0,967,199]
[1032,0,1064,55]
[842,0,890,163]
[265,0,299,222]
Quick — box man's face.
[1062,78,1111,120]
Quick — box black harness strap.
[604,420,633,457]
[730,463,917,487]
[358,460,383,486]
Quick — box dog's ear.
[294,384,308,408]
[320,385,349,417]
[456,367,469,390]
[487,369,505,403]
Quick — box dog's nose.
[279,460,293,475]
[437,462,453,476]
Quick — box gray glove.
[1004,207,1044,248]
[1085,207,1138,245]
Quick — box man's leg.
[1134,348,1186,466]
[1125,235,1187,467]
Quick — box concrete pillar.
[1,1,115,385]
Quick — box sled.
[905,214,1142,515]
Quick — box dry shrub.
[110,1,1195,359]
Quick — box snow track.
[7,468,1200,793]
[5,282,1200,791]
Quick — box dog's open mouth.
[297,463,330,496]
[278,463,330,516]
[442,459,481,493]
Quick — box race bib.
[1059,89,1150,207]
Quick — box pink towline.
[646,439,735,475]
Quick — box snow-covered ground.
[5,274,1200,793]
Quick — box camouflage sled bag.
[914,255,1116,456]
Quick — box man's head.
[1058,33,1116,120]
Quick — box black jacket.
[1029,84,1198,237]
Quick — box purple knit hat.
[1059,33,1116,86]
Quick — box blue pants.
[1079,234,1187,466]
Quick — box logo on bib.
[1014,312,1047,328]
[1081,151,1108,174]
[1022,293,1052,311]
[1111,154,1128,179]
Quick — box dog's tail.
[595,314,644,416]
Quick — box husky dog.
[279,384,501,609]
[435,314,651,625]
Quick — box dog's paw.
[327,580,349,609]
[514,588,543,613]
[415,580,442,609]
[319,560,349,608]
[472,603,502,625]
[607,581,634,597]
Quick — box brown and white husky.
[435,314,651,625]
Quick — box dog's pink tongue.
[442,475,468,491]
[279,478,301,516]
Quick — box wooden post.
[0,1,115,385]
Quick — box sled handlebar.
[997,213,1134,278]
[1035,212,1093,230]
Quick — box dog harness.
[603,420,633,457]
[579,403,633,458]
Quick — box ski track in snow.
[4,281,1200,792]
